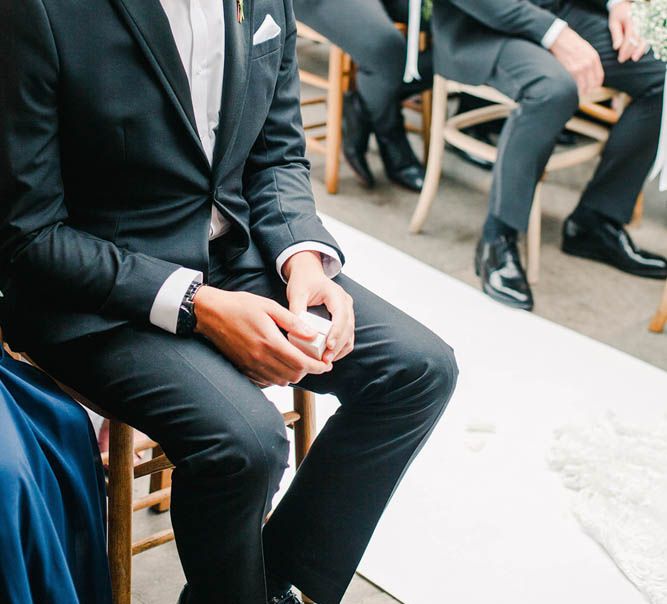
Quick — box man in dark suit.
[0,1,458,603]
[432,0,667,310]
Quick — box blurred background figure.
[432,0,667,310]
[294,0,433,192]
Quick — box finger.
[323,297,354,363]
[269,332,332,375]
[593,58,605,89]
[245,371,273,389]
[267,303,316,340]
[632,41,647,62]
[575,72,588,99]
[609,19,623,51]
[287,286,309,317]
[334,338,355,362]
[618,37,635,63]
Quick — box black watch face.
[178,304,196,334]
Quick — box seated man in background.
[294,0,433,192]
[0,0,458,603]
[433,0,667,310]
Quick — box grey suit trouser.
[30,237,458,604]
[486,2,664,232]
[293,0,433,126]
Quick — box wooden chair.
[410,76,640,284]
[649,281,667,334]
[297,22,350,195]
[296,22,432,193]
[3,337,317,604]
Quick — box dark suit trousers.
[293,0,433,126]
[485,2,664,232]
[30,238,458,604]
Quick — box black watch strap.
[176,281,204,336]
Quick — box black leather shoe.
[342,91,375,188]
[375,130,425,192]
[178,585,190,604]
[475,236,534,311]
[562,217,667,279]
[268,589,303,604]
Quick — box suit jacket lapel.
[212,0,254,179]
[112,0,208,165]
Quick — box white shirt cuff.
[606,0,623,9]
[149,267,203,334]
[275,242,343,283]
[542,18,568,49]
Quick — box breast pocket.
[251,36,282,60]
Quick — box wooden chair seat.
[410,76,642,285]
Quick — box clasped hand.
[550,0,646,99]
[193,251,354,387]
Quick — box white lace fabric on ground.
[549,414,667,604]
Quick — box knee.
[397,329,459,419]
[363,28,405,79]
[183,407,290,492]
[527,71,579,114]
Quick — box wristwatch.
[176,281,204,336]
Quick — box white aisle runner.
[268,216,667,604]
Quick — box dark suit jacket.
[431,0,608,84]
[0,0,343,349]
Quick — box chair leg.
[629,192,644,228]
[409,75,448,234]
[292,390,316,469]
[649,281,667,334]
[526,181,543,286]
[149,445,172,513]
[108,421,134,604]
[421,88,433,163]
[292,390,317,604]
[324,46,345,195]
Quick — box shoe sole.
[562,244,667,280]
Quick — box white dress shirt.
[150,0,342,334]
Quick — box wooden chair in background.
[410,76,643,285]
[296,22,432,194]
[649,281,667,334]
[297,21,351,195]
[3,339,318,604]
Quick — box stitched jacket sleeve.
[242,0,344,268]
[448,0,559,44]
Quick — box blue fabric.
[0,344,111,604]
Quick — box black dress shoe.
[342,91,375,188]
[268,589,303,604]
[374,127,425,192]
[562,217,667,279]
[475,236,534,311]
[178,585,190,604]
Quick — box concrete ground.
[133,45,666,603]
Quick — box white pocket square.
[253,14,281,45]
